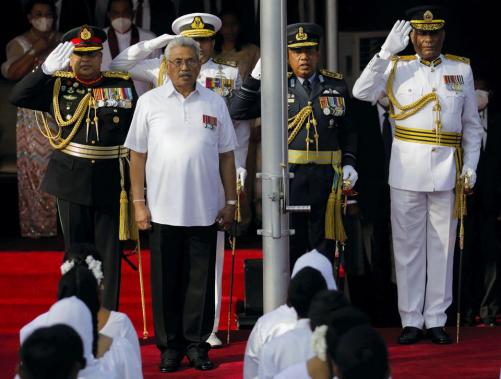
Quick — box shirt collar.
[297,73,316,85]
[418,54,443,67]
[164,79,200,98]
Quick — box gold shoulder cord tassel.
[287,103,319,158]
[157,56,167,87]
[325,152,346,241]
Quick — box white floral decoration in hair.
[85,255,104,285]
[60,260,75,275]
[312,325,328,362]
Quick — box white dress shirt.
[244,305,298,379]
[100,311,141,366]
[124,80,237,226]
[258,318,314,379]
[274,361,310,379]
[353,53,482,192]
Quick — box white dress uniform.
[101,26,160,96]
[258,318,314,379]
[353,52,482,329]
[110,30,247,336]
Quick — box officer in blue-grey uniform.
[353,5,482,344]
[10,25,137,311]
[109,12,248,347]
[230,23,358,268]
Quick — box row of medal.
[443,75,464,93]
[93,87,134,109]
[205,77,234,97]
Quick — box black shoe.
[427,327,452,344]
[186,345,214,371]
[398,326,423,344]
[159,349,184,373]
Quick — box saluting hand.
[380,20,413,59]
[144,34,177,52]
[41,41,74,75]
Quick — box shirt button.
[91,160,95,163]
[91,140,96,144]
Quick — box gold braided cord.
[386,58,439,121]
[53,78,92,127]
[157,56,167,87]
[36,108,88,149]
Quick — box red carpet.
[1,250,501,378]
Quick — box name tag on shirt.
[203,114,218,130]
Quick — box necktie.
[302,79,311,96]
[382,111,393,175]
[136,0,144,27]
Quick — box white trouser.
[234,120,251,169]
[212,231,225,333]
[390,188,457,329]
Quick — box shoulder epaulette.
[213,57,238,67]
[103,71,131,80]
[445,54,470,65]
[397,55,417,61]
[53,71,75,78]
[288,72,293,79]
[320,69,343,80]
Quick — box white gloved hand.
[236,167,247,190]
[144,34,176,52]
[380,20,412,59]
[342,165,358,189]
[461,166,477,188]
[251,58,261,80]
[41,42,74,75]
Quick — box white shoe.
[207,332,223,347]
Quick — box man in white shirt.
[352,5,482,344]
[110,12,249,347]
[125,36,237,372]
[100,0,160,95]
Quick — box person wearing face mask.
[101,0,160,96]
[1,0,61,239]
[460,76,501,327]
[353,5,483,345]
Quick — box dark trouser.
[461,196,499,322]
[57,198,121,310]
[150,222,217,354]
[289,164,334,269]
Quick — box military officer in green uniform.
[10,25,137,310]
[229,23,358,267]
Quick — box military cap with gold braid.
[406,5,446,31]
[62,25,107,52]
[287,23,323,49]
[172,13,222,38]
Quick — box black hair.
[57,251,101,356]
[331,325,389,379]
[287,267,327,318]
[214,9,249,54]
[308,290,350,330]
[25,0,56,17]
[324,306,371,362]
[106,0,134,14]
[19,324,86,379]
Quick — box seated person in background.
[19,296,115,379]
[17,324,86,379]
[244,250,337,379]
[258,289,348,378]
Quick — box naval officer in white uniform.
[110,12,247,347]
[352,5,482,344]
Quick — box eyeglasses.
[168,59,199,69]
